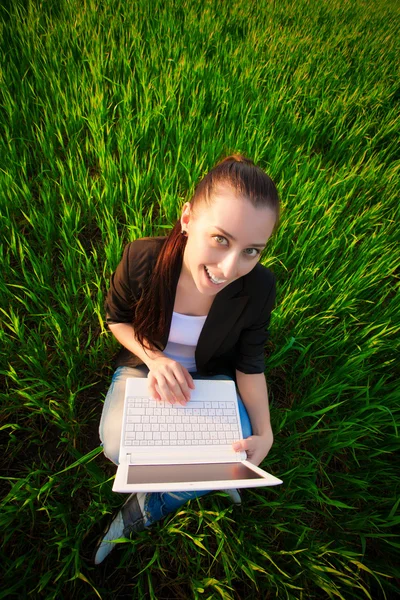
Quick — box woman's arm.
[232,369,274,466]
[235,370,272,436]
[107,320,195,404]
[107,321,165,368]
[105,241,194,404]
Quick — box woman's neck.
[174,270,215,316]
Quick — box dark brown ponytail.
[133,220,187,353]
[133,153,280,354]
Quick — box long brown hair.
[134,153,280,355]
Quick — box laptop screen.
[127,462,264,484]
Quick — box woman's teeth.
[204,265,226,284]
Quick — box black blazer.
[105,237,276,379]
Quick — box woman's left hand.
[232,430,274,466]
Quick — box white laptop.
[113,378,283,493]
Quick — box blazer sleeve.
[104,240,153,327]
[104,243,136,326]
[234,274,276,374]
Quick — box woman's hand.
[232,429,274,466]
[147,356,195,405]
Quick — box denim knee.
[100,437,120,466]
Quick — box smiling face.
[179,186,277,296]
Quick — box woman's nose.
[219,253,239,280]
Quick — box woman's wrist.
[143,351,165,369]
[108,322,166,369]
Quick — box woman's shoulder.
[240,263,276,315]
[118,237,167,279]
[124,236,166,259]
[244,261,276,292]
[128,235,167,250]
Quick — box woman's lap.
[99,365,253,466]
[99,365,149,465]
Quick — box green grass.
[1,0,399,597]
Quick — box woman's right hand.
[147,356,196,405]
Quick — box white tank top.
[162,311,207,372]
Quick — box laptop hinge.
[126,451,245,466]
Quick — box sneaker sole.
[92,493,145,565]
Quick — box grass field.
[1,0,399,598]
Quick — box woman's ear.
[180,202,192,229]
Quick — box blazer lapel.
[195,279,249,371]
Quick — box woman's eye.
[244,248,260,257]
[214,235,227,245]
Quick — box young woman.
[94,154,280,564]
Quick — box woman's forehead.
[197,193,275,242]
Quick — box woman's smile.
[204,265,227,285]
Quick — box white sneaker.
[93,493,146,565]
[223,488,242,505]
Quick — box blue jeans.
[99,365,253,526]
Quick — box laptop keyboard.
[123,396,241,446]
